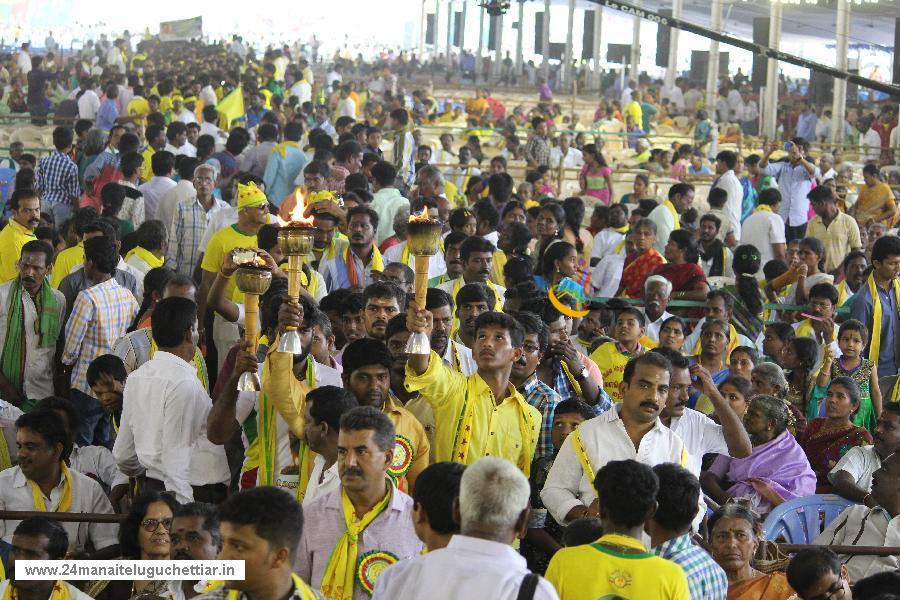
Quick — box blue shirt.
[764,160,818,226]
[654,533,729,600]
[262,144,308,207]
[796,110,818,141]
[95,99,119,133]
[850,280,900,379]
[518,374,562,460]
[246,106,267,129]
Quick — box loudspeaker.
[488,15,496,51]
[454,11,463,46]
[894,18,900,84]
[582,10,595,60]
[690,51,730,81]
[656,9,672,68]
[535,12,544,53]
[809,69,833,106]
[751,17,769,91]
[426,14,436,45]
[550,42,565,61]
[608,43,631,64]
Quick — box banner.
[159,16,202,42]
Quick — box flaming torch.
[233,250,273,391]
[276,190,315,354]
[405,211,443,354]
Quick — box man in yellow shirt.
[589,308,648,403]
[341,337,429,493]
[140,124,166,183]
[199,181,269,372]
[50,208,99,288]
[405,307,541,474]
[0,190,40,283]
[624,91,644,129]
[545,459,690,600]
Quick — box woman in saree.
[616,218,664,298]
[657,315,687,353]
[700,394,816,516]
[652,229,710,302]
[798,376,873,491]
[708,504,796,600]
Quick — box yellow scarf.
[560,361,583,399]
[754,204,773,213]
[610,224,629,234]
[225,574,316,600]
[691,323,740,360]
[300,268,320,300]
[0,432,10,471]
[837,280,852,307]
[613,239,626,255]
[272,140,301,159]
[795,319,815,340]
[866,273,900,369]
[571,427,595,482]
[3,582,71,600]
[452,379,538,475]
[28,463,73,512]
[662,199,680,229]
[320,484,394,600]
[149,337,209,391]
[125,246,164,269]
[345,245,384,289]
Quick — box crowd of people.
[0,30,899,600]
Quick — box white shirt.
[739,210,785,275]
[77,89,100,120]
[700,244,734,278]
[860,129,882,162]
[641,309,674,343]
[813,505,900,582]
[113,351,229,503]
[541,404,688,524]
[713,170,743,239]
[665,85,684,112]
[0,280,66,400]
[106,46,125,73]
[592,253,625,298]
[591,229,626,260]
[668,408,728,475]
[828,445,881,493]
[200,85,217,107]
[648,202,679,255]
[164,142,197,158]
[177,109,198,125]
[727,89,742,119]
[138,175,177,220]
[16,50,31,74]
[336,97,356,119]
[289,80,312,105]
[549,147,584,169]
[0,466,118,552]
[373,535,559,600]
[234,359,343,484]
[156,179,196,233]
[0,581,92,600]
[383,241,448,280]
[303,454,340,507]
[442,339,477,376]
[70,444,129,491]
[326,71,343,88]
[890,125,900,150]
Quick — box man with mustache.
[0,240,64,407]
[168,502,222,600]
[363,281,405,341]
[321,205,384,291]
[830,402,900,506]
[652,347,752,476]
[341,336,429,492]
[0,189,41,283]
[406,306,541,472]
[298,407,423,599]
[541,352,689,525]
[640,275,674,344]
[302,386,359,506]
[450,283,492,350]
[437,236,505,320]
[427,288,475,375]
[438,231,467,284]
[837,250,868,307]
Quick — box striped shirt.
[654,533,729,600]
[167,194,229,277]
[519,374,562,460]
[36,151,80,207]
[62,278,139,394]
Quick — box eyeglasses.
[806,576,847,600]
[141,518,173,533]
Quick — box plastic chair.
[0,167,16,207]
[762,494,857,543]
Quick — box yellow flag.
[217,85,246,131]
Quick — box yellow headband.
[237,182,269,209]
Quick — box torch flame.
[277,189,315,227]
[409,211,434,224]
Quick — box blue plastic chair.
[0,167,16,210]
[762,494,857,543]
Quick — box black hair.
[100,182,126,218]
[449,208,475,232]
[340,292,366,318]
[52,126,74,151]
[364,280,406,312]
[82,217,119,241]
[715,150,737,170]
[342,337,392,378]
[174,502,221,546]
[15,409,72,461]
[594,460,659,529]
[412,462,465,535]
[150,150,176,176]
[790,336,820,373]
[508,311,549,354]
[623,352,671,386]
[829,376,861,407]
[459,235,496,262]
[668,229,699,264]
[651,346,690,370]
[786,547,843,597]
[562,517,604,547]
[151,297,198,348]
[617,307,646,328]
[766,321,795,344]
[136,219,167,251]
[554,398,595,421]
[425,287,453,311]
[842,250,867,272]
[730,346,759,365]
[851,572,900,600]
[660,314,686,335]
[838,319,869,345]
[384,314,409,344]
[86,354,127,387]
[488,173,514,204]
[763,259,789,282]
[19,239,54,266]
[503,255,534,286]
[652,463,700,533]
[9,188,38,212]
[13,517,69,560]
[538,240,577,278]
[474,200,500,231]
[731,245,763,316]
[83,236,118,274]
[808,282,839,306]
[216,487,303,560]
[799,237,826,271]
[807,185,835,205]
[339,406,396,452]
[758,187,782,206]
[720,375,753,401]
[307,385,360,432]
[225,128,250,155]
[668,182,695,201]
[372,161,398,187]
[347,205,379,232]
[872,235,900,264]
[707,187,727,208]
[473,311,525,347]
[457,283,494,310]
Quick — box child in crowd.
[815,319,881,432]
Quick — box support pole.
[419,0,426,59]
[564,0,576,87]
[705,0,723,113]
[446,0,454,69]
[664,0,682,89]
[591,7,603,90]
[629,0,641,80]
[515,0,525,75]
[763,0,782,139]
[542,0,551,80]
[831,0,850,146]
[494,13,504,79]
[476,5,485,81]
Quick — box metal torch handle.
[285,254,302,332]
[244,293,259,355]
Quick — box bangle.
[219,269,233,279]
[863,493,872,506]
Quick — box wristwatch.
[575,367,589,381]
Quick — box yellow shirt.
[140,146,155,183]
[404,352,540,474]
[805,212,862,273]
[200,225,258,303]
[624,101,643,127]
[383,394,431,491]
[491,250,507,287]
[855,182,895,227]
[545,533,690,600]
[589,342,644,403]
[0,220,36,283]
[50,242,84,288]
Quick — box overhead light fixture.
[480,1,511,16]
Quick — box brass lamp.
[276,224,315,354]
[404,213,443,354]
[234,260,273,391]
